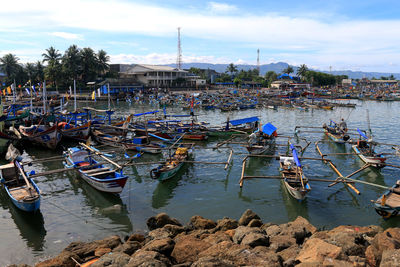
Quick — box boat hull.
[352,145,386,168]
[78,171,128,193]
[3,178,41,212]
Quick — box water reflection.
[0,190,46,252]
[280,182,310,221]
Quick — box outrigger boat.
[323,119,350,144]
[279,144,311,200]
[0,160,40,212]
[63,144,128,194]
[207,116,260,137]
[374,180,400,218]
[58,111,91,141]
[19,123,61,150]
[246,123,277,155]
[150,145,192,181]
[352,129,386,168]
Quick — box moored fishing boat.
[323,119,350,144]
[207,116,259,137]
[374,180,400,218]
[0,160,40,212]
[19,123,61,149]
[63,145,128,193]
[279,144,311,200]
[352,129,386,168]
[150,145,192,181]
[246,123,277,155]
[59,121,91,141]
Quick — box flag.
[7,86,11,95]
[91,90,96,100]
[97,88,101,97]
[2,89,5,95]
[25,88,30,95]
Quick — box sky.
[1,0,400,73]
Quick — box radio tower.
[257,49,260,76]
[176,27,182,70]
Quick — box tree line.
[211,63,348,87]
[0,45,111,90]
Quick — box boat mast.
[107,83,111,110]
[43,81,46,114]
[73,79,77,112]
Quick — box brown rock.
[8,265,32,267]
[191,256,235,267]
[348,256,366,267]
[277,245,301,263]
[127,233,145,243]
[280,216,316,245]
[112,241,142,256]
[146,213,182,231]
[213,218,238,231]
[247,218,263,227]
[240,232,269,248]
[263,224,281,236]
[365,227,400,266]
[296,238,345,265]
[91,252,131,267]
[224,229,235,238]
[171,235,210,264]
[324,230,368,257]
[321,258,353,267]
[127,250,171,267]
[365,245,379,267]
[380,249,400,267]
[202,231,232,245]
[238,209,260,226]
[197,241,244,262]
[189,215,217,230]
[35,251,80,267]
[142,237,175,256]
[270,235,296,252]
[232,226,264,244]
[94,247,111,257]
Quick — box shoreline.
[13,210,399,267]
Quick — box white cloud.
[110,53,228,65]
[1,0,400,71]
[50,32,83,40]
[207,2,238,13]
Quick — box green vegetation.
[0,44,110,89]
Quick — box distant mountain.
[165,62,400,79]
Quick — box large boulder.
[188,215,217,230]
[202,231,232,245]
[232,226,267,245]
[91,252,131,267]
[380,249,400,267]
[35,251,80,267]
[127,250,171,267]
[171,235,211,264]
[240,232,269,248]
[213,218,238,232]
[262,224,282,237]
[238,209,261,226]
[269,235,296,253]
[146,213,182,231]
[148,224,185,241]
[279,216,317,245]
[191,256,235,267]
[365,228,400,266]
[142,237,175,256]
[296,238,346,265]
[62,236,122,260]
[127,233,145,243]
[112,241,142,256]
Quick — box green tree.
[226,63,238,76]
[80,47,97,83]
[215,73,232,83]
[25,62,36,84]
[42,46,62,88]
[0,53,20,83]
[297,64,308,81]
[35,61,45,83]
[283,65,294,75]
[233,77,241,88]
[264,71,278,87]
[96,49,110,77]
[62,44,81,82]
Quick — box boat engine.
[343,135,350,142]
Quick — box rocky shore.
[10,210,400,267]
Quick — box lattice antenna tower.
[176,27,182,70]
[257,49,260,76]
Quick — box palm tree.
[35,61,45,83]
[42,46,62,87]
[62,44,81,81]
[283,66,294,75]
[226,63,238,76]
[25,62,36,84]
[80,47,97,83]
[96,49,110,77]
[0,53,20,83]
[297,64,308,81]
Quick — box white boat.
[19,124,61,149]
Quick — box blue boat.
[0,160,40,212]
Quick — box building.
[113,64,204,88]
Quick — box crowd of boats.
[0,90,399,223]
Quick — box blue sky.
[1,0,400,72]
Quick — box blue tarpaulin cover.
[134,111,159,116]
[229,116,259,126]
[290,144,301,167]
[262,123,277,135]
[357,128,368,139]
[148,120,181,124]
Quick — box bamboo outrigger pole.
[80,142,123,169]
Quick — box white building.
[118,64,203,88]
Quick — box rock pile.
[10,210,400,266]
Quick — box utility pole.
[257,49,260,76]
[176,27,182,70]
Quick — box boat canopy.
[133,111,159,116]
[229,116,259,126]
[290,144,301,167]
[357,128,368,139]
[262,123,277,135]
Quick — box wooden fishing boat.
[374,180,400,218]
[246,123,277,155]
[59,121,91,141]
[150,146,192,181]
[352,129,386,168]
[279,145,311,200]
[323,120,350,144]
[0,161,40,212]
[64,145,128,194]
[207,116,259,137]
[19,124,61,149]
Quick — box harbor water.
[1,99,400,265]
